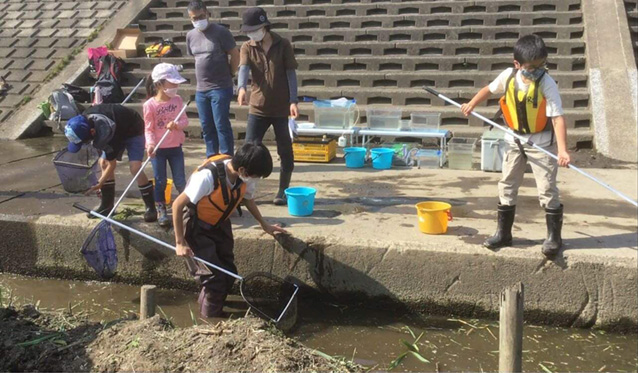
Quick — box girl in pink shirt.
[144,63,188,227]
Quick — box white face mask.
[238,170,256,183]
[164,87,179,98]
[192,19,208,31]
[247,28,266,42]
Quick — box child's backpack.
[87,46,109,74]
[145,39,181,58]
[92,80,125,105]
[92,53,126,104]
[48,89,81,122]
[95,53,125,83]
[62,84,91,103]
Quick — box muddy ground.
[0,305,361,372]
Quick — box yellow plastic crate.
[293,138,337,163]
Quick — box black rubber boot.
[88,180,115,219]
[542,204,563,258]
[483,204,516,249]
[139,182,157,223]
[273,170,292,206]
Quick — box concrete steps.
[140,25,585,44]
[159,0,581,11]
[140,12,583,32]
[124,55,588,73]
[119,69,590,92]
[69,0,595,147]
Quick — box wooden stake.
[140,285,157,320]
[499,282,524,372]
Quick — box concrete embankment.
[0,140,636,331]
[1,208,636,331]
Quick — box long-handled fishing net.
[423,87,638,208]
[80,98,191,279]
[74,203,299,329]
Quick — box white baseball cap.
[151,63,187,84]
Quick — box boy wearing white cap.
[143,63,189,226]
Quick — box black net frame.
[239,272,299,331]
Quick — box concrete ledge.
[1,212,636,332]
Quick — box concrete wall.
[0,214,636,332]
[582,0,638,162]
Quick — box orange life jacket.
[191,155,246,228]
[499,70,549,134]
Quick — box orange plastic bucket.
[415,201,453,234]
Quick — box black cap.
[241,7,270,32]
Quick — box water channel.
[1,273,635,371]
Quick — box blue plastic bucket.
[343,147,366,168]
[284,187,317,216]
[370,148,394,170]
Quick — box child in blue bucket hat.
[65,104,157,222]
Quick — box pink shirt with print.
[143,96,188,149]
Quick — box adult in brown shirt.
[237,7,299,206]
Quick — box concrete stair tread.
[140,13,583,33]
[159,0,581,9]
[99,85,592,100]
[127,69,590,79]
[164,40,586,49]
[139,24,584,37]
[123,55,587,64]
[141,10,581,23]
[153,1,581,14]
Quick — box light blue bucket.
[370,148,394,170]
[343,147,366,168]
[284,187,317,216]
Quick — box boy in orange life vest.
[172,143,288,317]
[461,34,571,259]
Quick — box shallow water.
[1,273,636,372]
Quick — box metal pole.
[106,100,191,219]
[423,87,638,208]
[499,282,524,372]
[121,78,145,105]
[73,203,244,281]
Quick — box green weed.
[189,304,198,326]
[15,333,62,347]
[126,337,140,349]
[388,326,430,370]
[156,306,175,329]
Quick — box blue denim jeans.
[151,146,186,204]
[195,87,234,157]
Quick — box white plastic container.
[366,108,402,130]
[481,130,505,172]
[448,137,476,170]
[414,149,443,169]
[410,112,440,130]
[313,100,356,129]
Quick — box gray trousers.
[498,142,561,209]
